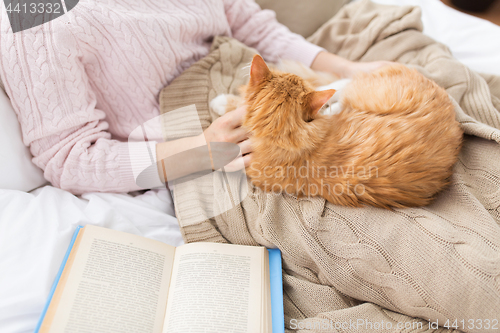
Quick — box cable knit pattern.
[161,2,500,329]
[0,0,323,194]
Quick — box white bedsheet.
[0,187,182,333]
[371,0,500,76]
[1,1,500,332]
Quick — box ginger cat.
[210,55,463,209]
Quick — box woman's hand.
[202,105,252,172]
[311,51,393,78]
[156,105,252,183]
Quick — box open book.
[35,225,284,333]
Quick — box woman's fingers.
[227,106,247,127]
[204,105,249,144]
[220,138,252,172]
[223,153,252,172]
[238,138,252,155]
[230,126,249,144]
[242,153,252,168]
[226,105,247,128]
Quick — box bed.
[1,0,499,332]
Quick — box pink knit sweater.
[0,0,323,194]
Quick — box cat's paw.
[210,94,243,116]
[321,102,343,116]
[210,94,230,116]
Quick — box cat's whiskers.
[241,64,251,79]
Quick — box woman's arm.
[311,51,393,78]
[0,24,151,194]
[223,0,392,78]
[223,0,324,67]
[156,106,252,183]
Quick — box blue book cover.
[34,225,83,333]
[268,248,285,333]
[35,227,285,333]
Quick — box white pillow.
[371,0,500,76]
[0,88,47,191]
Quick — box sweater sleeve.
[0,21,162,194]
[223,0,324,66]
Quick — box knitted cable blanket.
[159,1,500,331]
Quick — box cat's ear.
[249,54,270,86]
[309,89,336,115]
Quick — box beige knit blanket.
[159,1,500,331]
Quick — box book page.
[47,225,176,333]
[262,250,272,333]
[40,226,87,332]
[162,242,264,333]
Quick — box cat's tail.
[319,177,434,209]
[273,60,340,88]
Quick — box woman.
[0,0,387,194]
